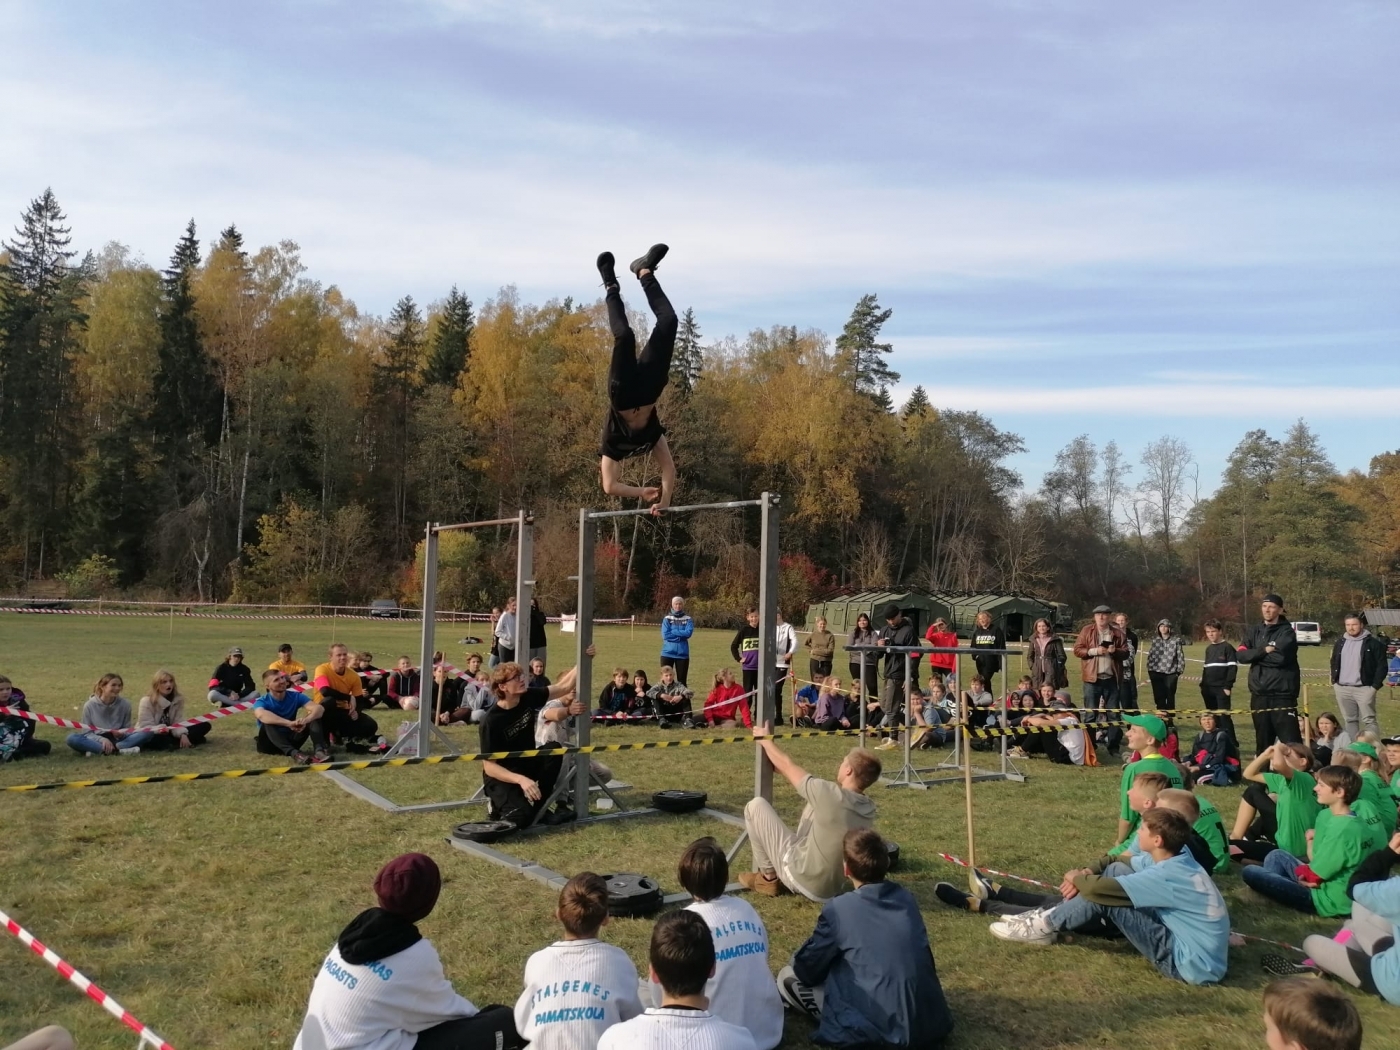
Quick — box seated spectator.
[647,666,694,728]
[1004,675,1035,713]
[208,646,257,708]
[388,655,422,711]
[631,671,653,719]
[1262,976,1362,1050]
[1231,743,1318,862]
[66,674,141,756]
[594,668,635,724]
[353,651,389,708]
[1241,766,1386,916]
[438,672,496,728]
[740,729,879,900]
[1115,715,1184,846]
[1,1027,75,1050]
[991,809,1230,986]
[527,658,551,690]
[646,839,782,1048]
[1162,787,1229,874]
[598,911,756,1050]
[315,644,380,749]
[912,683,952,750]
[294,853,523,1050]
[703,670,752,729]
[135,669,210,750]
[269,643,308,685]
[1186,712,1240,787]
[427,663,465,721]
[1005,689,1040,758]
[1300,831,1400,1006]
[960,675,996,732]
[1312,711,1351,767]
[254,669,329,764]
[480,654,592,828]
[515,873,642,1050]
[0,674,51,760]
[815,677,853,734]
[792,678,821,728]
[1018,691,1095,767]
[778,828,954,1048]
[1334,744,1396,839]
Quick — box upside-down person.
[595,245,677,514]
[314,643,381,751]
[294,853,524,1050]
[739,724,880,900]
[479,647,595,829]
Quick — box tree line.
[0,191,1395,630]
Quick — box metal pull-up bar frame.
[573,493,781,818]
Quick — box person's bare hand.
[437,712,451,725]
[1389,832,1400,853]
[101,738,115,754]
[521,778,541,803]
[1306,828,1316,844]
[752,722,771,740]
[568,699,586,717]
[178,735,192,749]
[585,644,597,658]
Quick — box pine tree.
[217,224,246,260]
[422,286,474,387]
[901,384,931,418]
[151,220,221,474]
[835,293,898,406]
[379,296,426,531]
[0,189,90,574]
[670,307,704,396]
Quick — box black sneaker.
[597,251,617,288]
[934,882,974,911]
[681,717,694,729]
[1262,953,1318,978]
[629,243,668,276]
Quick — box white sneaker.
[876,738,900,750]
[1008,746,1029,759]
[989,908,1057,945]
[118,746,141,756]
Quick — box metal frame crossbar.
[845,644,1027,789]
[585,498,767,520]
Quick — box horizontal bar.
[434,516,529,532]
[845,645,1022,656]
[587,498,766,520]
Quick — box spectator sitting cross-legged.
[813,676,853,734]
[269,643,308,686]
[1299,831,1400,1007]
[0,674,52,761]
[647,665,694,728]
[1186,711,1240,788]
[294,853,524,1050]
[254,669,329,765]
[135,669,211,750]
[593,668,636,724]
[778,828,954,1049]
[208,646,257,708]
[65,673,142,757]
[315,643,380,750]
[353,651,389,708]
[387,655,422,711]
[702,669,752,729]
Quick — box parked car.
[369,599,402,619]
[1293,620,1322,646]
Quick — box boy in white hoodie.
[294,853,521,1050]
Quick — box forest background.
[1,190,1396,632]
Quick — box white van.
[1294,620,1322,646]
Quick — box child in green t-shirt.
[1334,743,1396,838]
[1115,715,1184,846]
[1241,766,1384,917]
[1159,788,1229,874]
[1230,743,1319,863]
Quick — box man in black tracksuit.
[1199,618,1238,737]
[876,602,919,745]
[1236,593,1301,755]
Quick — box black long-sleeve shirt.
[1201,641,1238,690]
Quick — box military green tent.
[805,591,951,639]
[808,590,1060,643]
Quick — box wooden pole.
[169,603,175,639]
[1302,684,1311,747]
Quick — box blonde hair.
[1156,788,1201,824]
[150,669,178,698]
[844,748,882,790]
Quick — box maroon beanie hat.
[374,853,441,922]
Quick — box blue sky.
[2,0,1397,495]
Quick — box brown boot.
[738,870,788,897]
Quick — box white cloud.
[918,383,1399,418]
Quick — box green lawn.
[1,615,1397,1049]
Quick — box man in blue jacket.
[661,596,694,685]
[777,828,954,1049]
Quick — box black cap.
[880,602,901,621]
[1262,593,1285,607]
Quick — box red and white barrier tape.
[1,906,176,1049]
[0,701,253,735]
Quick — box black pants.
[659,656,689,686]
[1148,670,1179,717]
[973,659,999,696]
[607,275,676,410]
[849,657,879,699]
[773,672,787,725]
[1251,692,1300,755]
[15,737,51,758]
[1042,732,1074,765]
[142,723,213,749]
[1198,683,1235,734]
[809,658,832,681]
[258,721,329,756]
[360,676,389,708]
[742,668,758,711]
[1240,781,1278,841]
[322,705,379,744]
[1118,676,1140,711]
[415,1006,524,1050]
[485,757,563,826]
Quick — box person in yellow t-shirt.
[313,643,380,751]
[269,643,308,685]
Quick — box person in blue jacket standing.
[661,596,695,686]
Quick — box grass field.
[2,614,1399,1049]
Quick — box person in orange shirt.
[313,643,380,751]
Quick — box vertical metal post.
[515,510,534,667]
[574,510,596,815]
[416,523,439,758]
[755,492,779,803]
[858,653,867,748]
[901,651,913,767]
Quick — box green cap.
[1124,713,1169,744]
[1347,742,1379,761]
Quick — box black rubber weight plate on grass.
[886,841,900,870]
[602,873,664,917]
[452,820,518,843]
[652,789,708,813]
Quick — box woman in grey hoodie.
[65,673,141,756]
[1146,619,1186,719]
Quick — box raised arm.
[753,731,808,789]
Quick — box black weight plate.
[601,872,664,917]
[452,820,518,843]
[652,789,708,813]
[885,841,901,870]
